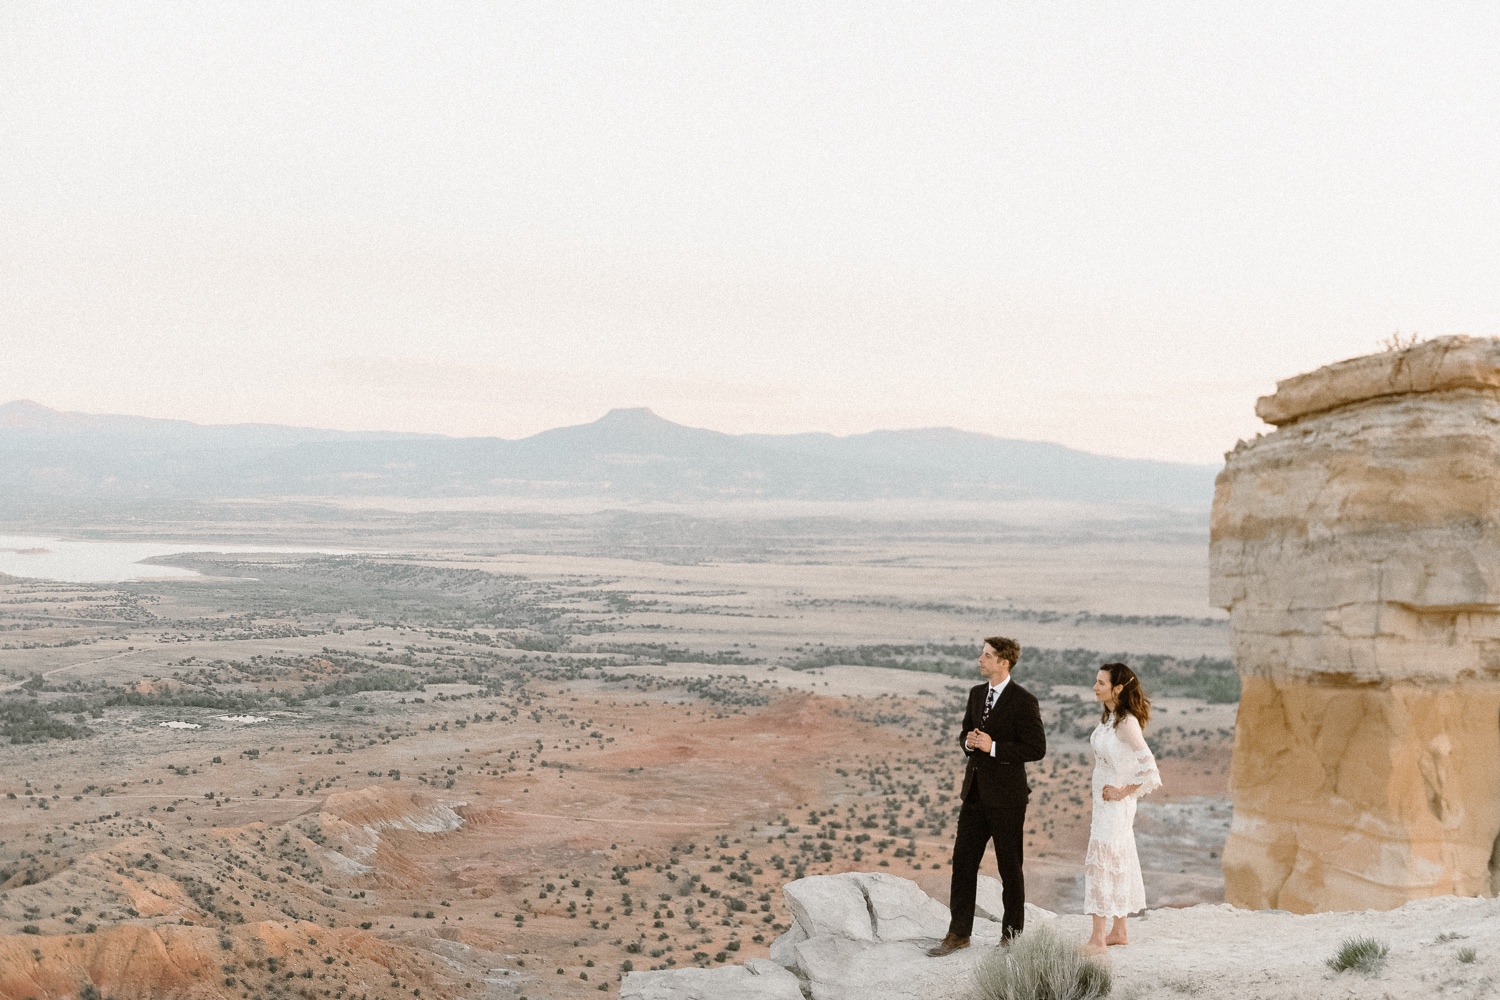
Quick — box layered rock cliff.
[1211,335,1500,912]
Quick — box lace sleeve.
[1115,714,1161,798]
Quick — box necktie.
[982,686,997,722]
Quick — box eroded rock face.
[1211,335,1500,913]
[0,920,434,1000]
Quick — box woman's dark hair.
[1098,662,1150,727]
[983,636,1021,667]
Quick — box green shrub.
[1458,947,1477,964]
[1326,937,1388,976]
[305,669,424,697]
[973,925,1111,1000]
[786,643,1238,702]
[0,699,91,743]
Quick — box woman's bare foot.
[1104,931,1128,946]
[1082,940,1109,956]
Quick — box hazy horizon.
[2,396,1226,465]
[5,4,1497,463]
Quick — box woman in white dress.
[1083,662,1161,953]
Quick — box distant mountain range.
[0,400,1217,509]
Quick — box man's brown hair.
[983,636,1021,667]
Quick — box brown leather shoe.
[927,933,970,957]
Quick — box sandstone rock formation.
[0,919,437,1000]
[623,872,1031,1000]
[1211,335,1500,912]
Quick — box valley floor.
[0,506,1234,999]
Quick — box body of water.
[0,535,352,583]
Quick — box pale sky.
[3,3,1497,463]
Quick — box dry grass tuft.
[1326,936,1388,976]
[972,924,1111,1000]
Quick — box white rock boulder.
[782,870,950,944]
[781,873,877,942]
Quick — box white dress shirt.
[982,676,1009,757]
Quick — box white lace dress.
[1084,712,1161,917]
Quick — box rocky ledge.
[623,871,1500,1000]
[624,871,1047,1000]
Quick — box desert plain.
[0,500,1237,999]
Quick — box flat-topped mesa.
[1212,335,1500,914]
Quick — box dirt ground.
[0,507,1233,999]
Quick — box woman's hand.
[1100,784,1138,802]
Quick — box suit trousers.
[946,779,1027,939]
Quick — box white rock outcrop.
[626,871,1500,1000]
[622,872,1021,1000]
[1211,335,1500,913]
[620,958,804,1000]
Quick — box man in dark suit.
[928,635,1047,956]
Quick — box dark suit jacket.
[959,679,1046,803]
